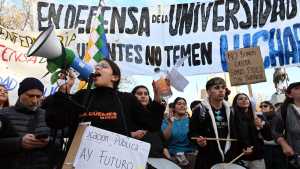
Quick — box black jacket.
[0,102,54,169]
[44,87,159,137]
[146,101,165,132]
[141,101,166,158]
[188,99,237,169]
[234,109,264,161]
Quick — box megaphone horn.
[26,25,94,81]
[27,25,62,59]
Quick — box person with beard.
[0,78,55,169]
[188,77,237,169]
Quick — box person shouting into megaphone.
[43,59,159,164]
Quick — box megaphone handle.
[61,43,68,70]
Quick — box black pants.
[264,145,287,169]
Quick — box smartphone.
[35,133,49,139]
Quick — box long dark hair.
[131,85,149,96]
[131,85,152,107]
[103,58,121,89]
[232,93,254,121]
[0,84,9,108]
[173,97,188,116]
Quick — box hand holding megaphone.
[27,25,93,82]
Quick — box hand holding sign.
[73,126,150,169]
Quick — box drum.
[211,163,245,169]
[147,158,181,169]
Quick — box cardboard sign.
[72,126,150,169]
[227,47,266,86]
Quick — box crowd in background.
[0,59,299,169]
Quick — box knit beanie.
[18,77,44,96]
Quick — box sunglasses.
[260,105,269,108]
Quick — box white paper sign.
[73,126,150,169]
[167,68,189,92]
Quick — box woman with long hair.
[0,84,9,108]
[43,59,160,169]
[132,85,181,169]
[161,97,196,169]
[131,84,165,133]
[232,93,265,169]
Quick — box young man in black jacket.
[188,77,237,169]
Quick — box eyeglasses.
[260,105,269,108]
[95,63,110,69]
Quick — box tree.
[0,0,34,30]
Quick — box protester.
[44,59,158,153]
[132,85,181,169]
[0,77,57,169]
[188,77,237,169]
[0,84,9,108]
[165,102,174,118]
[190,100,201,112]
[272,82,300,169]
[131,84,165,132]
[232,93,266,169]
[257,101,287,169]
[162,97,196,169]
[274,102,283,112]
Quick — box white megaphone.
[27,25,93,81]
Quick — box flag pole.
[247,84,253,97]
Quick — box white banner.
[74,126,150,169]
[2,0,300,103]
[0,25,77,103]
[33,0,300,76]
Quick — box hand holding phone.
[35,133,49,139]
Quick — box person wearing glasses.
[256,101,287,169]
[188,77,237,169]
[0,84,9,109]
[43,59,158,156]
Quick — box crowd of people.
[0,59,299,169]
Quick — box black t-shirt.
[212,105,228,151]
